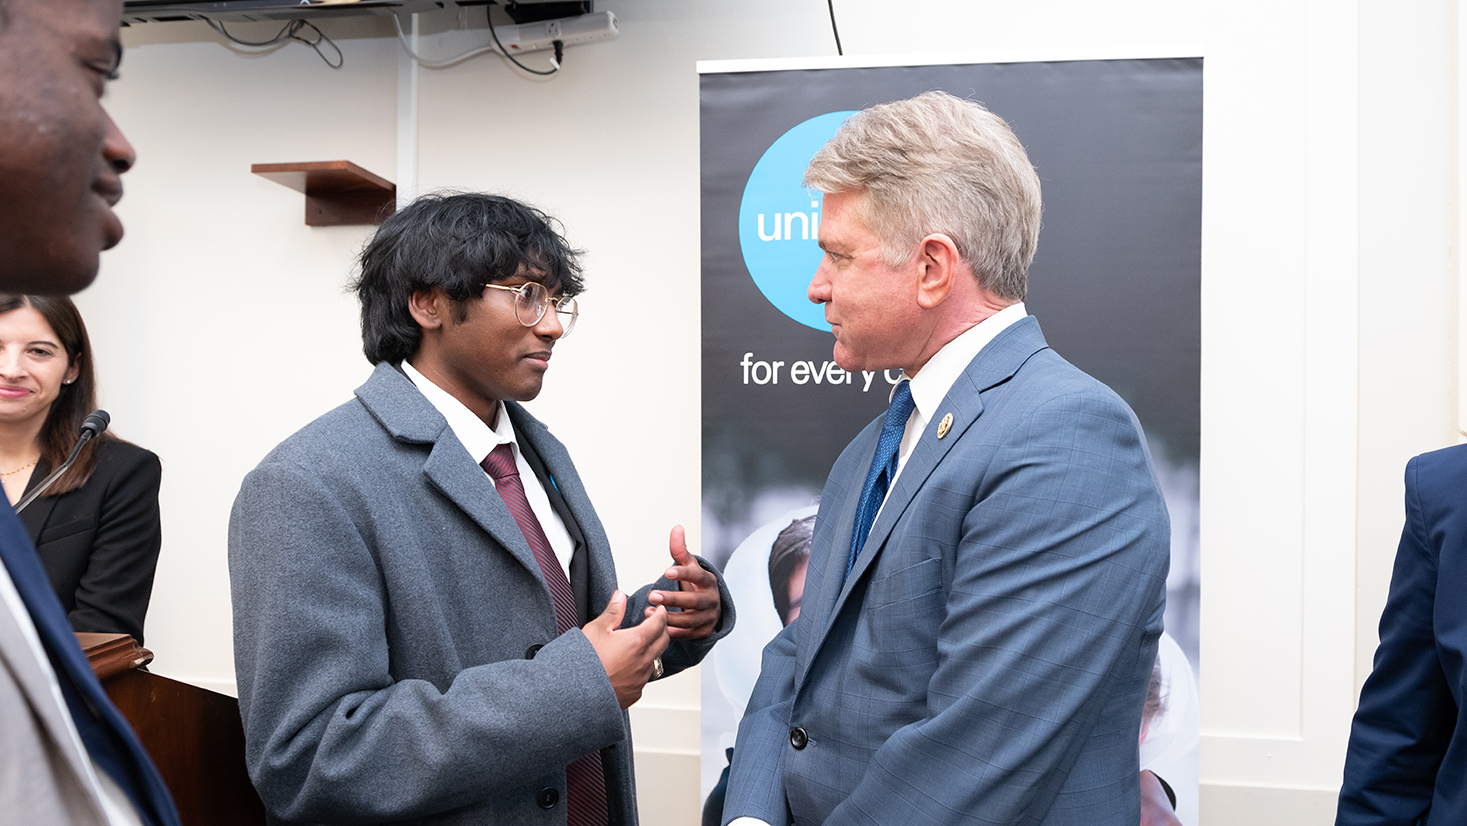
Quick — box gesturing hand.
[647,525,722,640]
[583,591,669,710]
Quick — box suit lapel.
[0,597,104,821]
[835,390,985,604]
[801,317,1052,674]
[0,492,165,824]
[797,420,876,672]
[17,497,57,544]
[17,459,58,543]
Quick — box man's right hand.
[583,591,670,709]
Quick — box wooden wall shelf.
[252,160,396,227]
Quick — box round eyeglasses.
[481,281,579,338]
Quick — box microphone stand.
[14,410,110,514]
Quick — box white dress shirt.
[0,561,143,826]
[402,361,576,576]
[729,302,1027,826]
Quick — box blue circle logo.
[738,111,857,331]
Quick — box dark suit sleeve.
[1336,456,1454,826]
[66,446,162,641]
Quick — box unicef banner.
[698,57,1203,825]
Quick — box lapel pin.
[936,412,953,439]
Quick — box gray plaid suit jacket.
[724,316,1170,826]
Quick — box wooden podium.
[79,633,266,826]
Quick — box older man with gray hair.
[722,91,1171,826]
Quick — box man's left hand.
[648,525,721,640]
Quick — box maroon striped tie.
[483,444,608,826]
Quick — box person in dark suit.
[229,192,734,826]
[1336,443,1467,826]
[0,295,162,644]
[722,91,1171,826]
[0,1,180,824]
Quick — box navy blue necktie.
[848,380,915,579]
[0,504,178,826]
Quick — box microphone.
[80,410,110,439]
[15,409,110,514]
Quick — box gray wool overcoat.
[229,363,733,826]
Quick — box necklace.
[1,460,37,478]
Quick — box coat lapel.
[507,404,617,605]
[0,604,104,821]
[801,317,1052,673]
[420,441,547,580]
[355,364,544,582]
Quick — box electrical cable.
[486,6,560,76]
[206,18,342,68]
[392,13,500,69]
[289,21,343,69]
[205,17,298,47]
[826,0,843,55]
[391,7,561,75]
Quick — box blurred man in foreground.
[0,1,180,824]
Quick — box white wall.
[98,15,399,691]
[96,2,1464,824]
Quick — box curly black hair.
[351,192,584,365]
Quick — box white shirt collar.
[900,301,1027,423]
[401,361,517,463]
[399,361,577,573]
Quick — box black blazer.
[18,439,162,644]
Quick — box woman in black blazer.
[0,295,161,644]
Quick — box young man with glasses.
[228,192,733,826]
